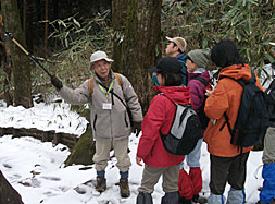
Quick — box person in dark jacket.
[136,57,191,204]
[258,46,275,204]
[165,36,188,85]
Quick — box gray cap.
[188,48,214,70]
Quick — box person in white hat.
[50,50,142,198]
[165,36,188,85]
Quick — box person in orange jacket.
[203,39,262,204]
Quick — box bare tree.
[0,15,13,105]
[1,0,33,108]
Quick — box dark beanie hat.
[149,57,181,74]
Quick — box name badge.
[102,103,112,110]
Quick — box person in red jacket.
[136,57,191,204]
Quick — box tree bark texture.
[0,15,13,105]
[23,0,34,52]
[112,0,162,112]
[112,0,128,73]
[1,0,33,108]
[0,170,24,204]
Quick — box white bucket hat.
[90,50,113,63]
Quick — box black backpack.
[160,94,203,155]
[223,72,268,147]
[193,77,210,130]
[265,79,275,126]
[252,78,275,151]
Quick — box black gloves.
[132,121,141,136]
[50,75,63,90]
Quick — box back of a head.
[155,57,182,86]
[188,48,212,69]
[211,40,242,68]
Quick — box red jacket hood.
[153,86,191,105]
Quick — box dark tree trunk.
[77,0,111,17]
[112,0,162,112]
[2,0,33,108]
[52,0,59,19]
[0,15,13,105]
[111,0,128,73]
[24,0,34,52]
[0,170,24,204]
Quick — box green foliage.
[162,0,275,67]
[30,2,275,95]
[49,10,113,84]
[31,11,113,95]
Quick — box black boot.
[192,194,199,202]
[161,191,179,204]
[95,176,106,193]
[178,196,191,204]
[120,178,130,198]
[136,192,153,204]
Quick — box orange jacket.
[203,64,262,157]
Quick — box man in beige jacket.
[50,50,143,197]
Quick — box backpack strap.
[193,77,209,86]
[114,72,123,87]
[87,78,94,96]
[223,112,234,138]
[87,73,124,97]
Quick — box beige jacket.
[59,71,142,140]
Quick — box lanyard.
[98,80,114,97]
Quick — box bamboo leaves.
[162,0,275,67]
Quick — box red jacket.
[137,86,191,168]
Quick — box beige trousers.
[138,164,179,193]
[92,138,131,172]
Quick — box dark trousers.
[210,152,249,194]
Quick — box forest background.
[0,0,274,111]
[0,1,274,202]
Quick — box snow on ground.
[0,102,88,135]
[0,88,267,204]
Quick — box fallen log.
[0,127,78,148]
